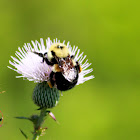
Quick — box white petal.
[8,38,94,85]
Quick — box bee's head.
[48,43,71,60]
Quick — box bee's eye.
[57,45,63,49]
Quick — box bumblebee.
[33,43,82,91]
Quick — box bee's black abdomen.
[55,72,78,91]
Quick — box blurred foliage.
[0,0,140,140]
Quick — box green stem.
[32,134,39,140]
[32,108,47,140]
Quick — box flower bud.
[33,82,59,108]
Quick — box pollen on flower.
[8,38,94,85]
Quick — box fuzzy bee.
[33,43,82,91]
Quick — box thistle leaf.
[15,117,29,120]
[19,128,29,139]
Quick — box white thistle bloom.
[8,38,94,85]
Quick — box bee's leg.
[43,52,55,66]
[44,52,47,56]
[76,61,82,73]
[42,52,48,63]
[33,51,54,66]
[71,55,82,72]
[33,51,44,57]
[47,81,53,88]
[43,57,54,66]
[33,51,45,63]
[79,65,82,73]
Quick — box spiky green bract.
[33,82,60,109]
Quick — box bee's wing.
[61,60,77,82]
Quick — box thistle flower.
[8,38,94,85]
[8,38,94,139]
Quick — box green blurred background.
[0,0,140,140]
